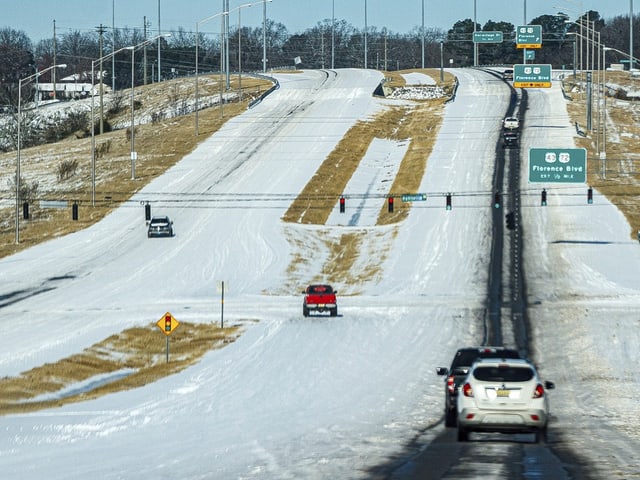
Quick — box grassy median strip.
[282,69,453,287]
[0,322,241,416]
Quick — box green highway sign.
[513,64,552,88]
[401,193,427,202]
[473,31,503,43]
[528,148,587,183]
[516,25,542,48]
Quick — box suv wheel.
[445,409,457,428]
[535,426,547,444]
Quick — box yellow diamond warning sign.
[157,312,180,336]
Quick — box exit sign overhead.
[513,64,552,88]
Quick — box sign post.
[216,281,227,329]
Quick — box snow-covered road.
[0,68,639,479]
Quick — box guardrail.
[247,73,280,108]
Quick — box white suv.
[456,358,555,443]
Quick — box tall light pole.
[195,1,268,135]
[473,0,477,67]
[130,33,171,180]
[157,0,162,82]
[440,40,444,82]
[196,9,227,136]
[364,0,368,69]
[130,45,136,179]
[555,6,585,73]
[15,63,66,244]
[225,0,230,89]
[566,20,599,133]
[602,45,612,177]
[91,45,136,205]
[331,0,335,69]
[263,0,268,72]
[421,0,425,69]
[631,0,634,70]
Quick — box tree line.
[0,9,637,107]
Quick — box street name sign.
[513,64,552,88]
[528,148,587,183]
[473,31,503,43]
[401,193,427,202]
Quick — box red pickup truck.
[302,284,338,317]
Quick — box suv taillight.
[533,383,545,399]
[446,375,455,393]
[462,382,473,397]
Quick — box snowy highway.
[0,68,639,479]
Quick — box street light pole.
[331,0,335,69]
[364,0,368,69]
[129,33,171,180]
[130,46,136,180]
[195,9,229,136]
[603,45,611,177]
[238,7,243,99]
[262,0,267,72]
[440,41,444,82]
[195,1,269,135]
[15,63,66,244]
[91,45,137,205]
[421,0,425,69]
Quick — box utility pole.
[96,24,107,134]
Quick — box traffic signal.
[541,189,547,206]
[587,187,593,204]
[506,211,516,230]
[388,196,394,213]
[494,191,501,209]
[446,193,452,210]
[339,196,345,213]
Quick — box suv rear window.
[451,348,520,369]
[473,365,534,382]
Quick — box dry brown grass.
[563,71,640,237]
[0,322,241,415]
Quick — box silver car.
[147,216,174,238]
[456,358,554,443]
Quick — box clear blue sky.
[3,0,634,43]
